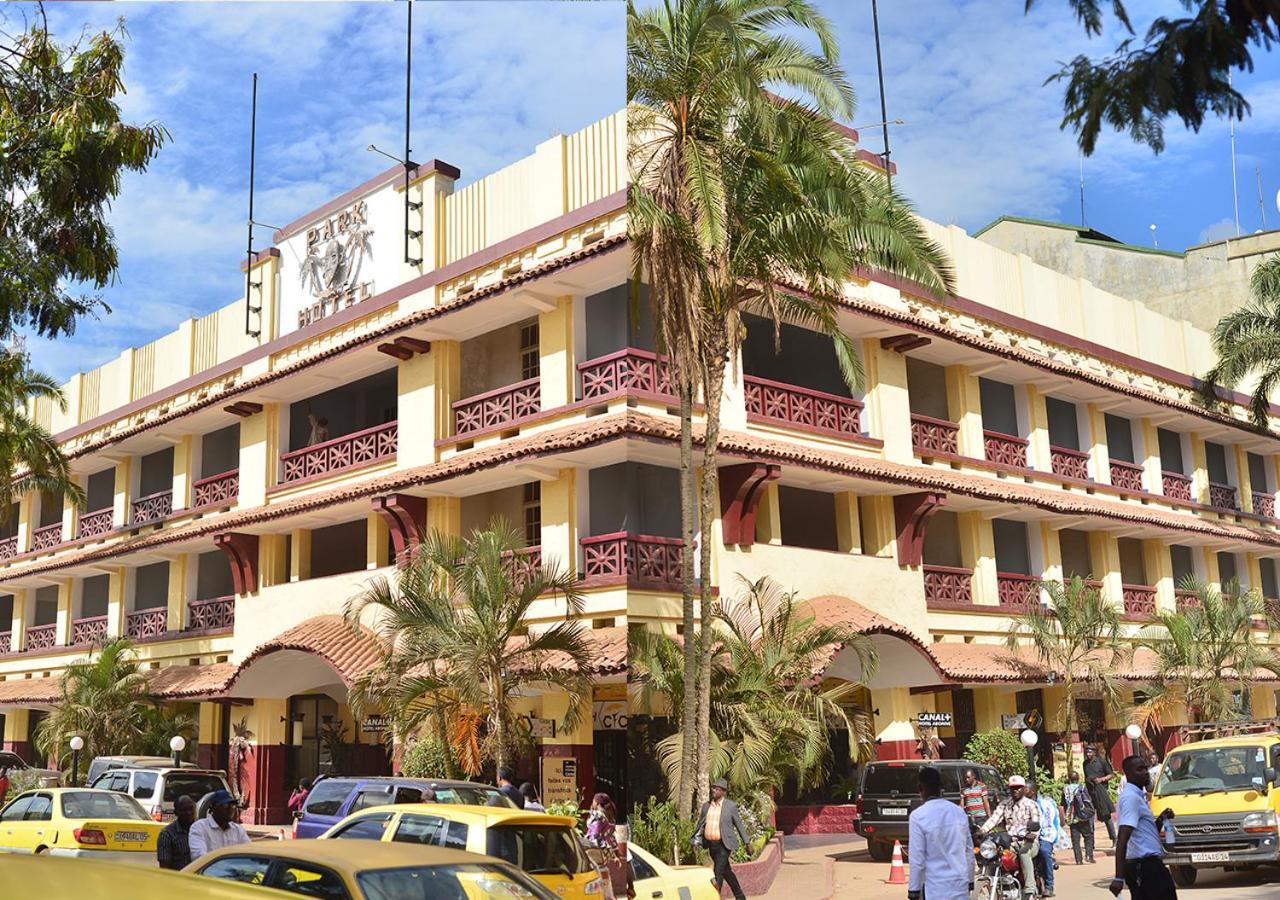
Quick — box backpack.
[1069,785,1096,823]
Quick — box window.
[329,813,392,841]
[1170,545,1196,587]
[132,771,158,800]
[1045,397,1080,450]
[1263,559,1279,600]
[1218,552,1239,587]
[1206,441,1231,484]
[200,855,273,885]
[1104,414,1135,463]
[274,862,349,899]
[393,786,423,805]
[630,854,658,881]
[25,794,52,821]
[978,378,1018,437]
[1157,428,1184,474]
[393,814,449,846]
[60,791,148,820]
[486,824,589,876]
[522,482,541,547]
[444,820,468,851]
[350,787,394,813]
[302,779,357,817]
[0,796,32,821]
[520,321,540,381]
[1249,452,1270,493]
[991,519,1031,575]
[163,773,228,803]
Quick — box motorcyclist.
[980,775,1042,897]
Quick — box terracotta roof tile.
[230,616,386,690]
[0,675,61,705]
[148,662,237,700]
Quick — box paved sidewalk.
[759,834,864,899]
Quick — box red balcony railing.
[578,349,674,401]
[126,608,168,642]
[1050,445,1090,480]
[24,623,56,652]
[581,533,683,589]
[1122,585,1157,619]
[0,631,9,652]
[1208,481,1238,510]
[78,507,113,539]
[984,431,1029,468]
[71,615,108,646]
[1109,459,1145,492]
[744,376,862,436]
[910,414,959,456]
[922,564,973,606]
[193,469,239,508]
[453,379,541,438]
[996,572,1039,612]
[187,596,235,632]
[1162,471,1192,501]
[1254,491,1276,518]
[1175,588,1200,611]
[132,490,173,524]
[31,522,63,551]
[0,535,16,560]
[280,421,398,485]
[503,546,542,584]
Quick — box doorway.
[287,694,340,789]
[594,730,626,818]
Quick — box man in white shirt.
[1110,756,1177,899]
[907,765,975,900]
[188,790,251,860]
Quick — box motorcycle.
[973,828,1040,900]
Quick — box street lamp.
[170,735,186,770]
[68,736,84,787]
[1125,723,1143,757]
[1020,728,1040,788]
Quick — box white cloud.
[1199,217,1239,245]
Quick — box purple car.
[293,776,513,838]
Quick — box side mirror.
[1266,767,1277,785]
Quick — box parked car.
[0,787,164,864]
[854,758,1005,861]
[85,755,196,786]
[89,766,231,821]
[321,802,605,898]
[629,842,720,899]
[0,749,60,789]
[294,775,512,838]
[188,838,560,899]
[1,855,280,900]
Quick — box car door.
[628,852,664,899]
[268,858,351,899]
[197,853,275,886]
[390,812,449,846]
[345,785,395,815]
[0,795,34,852]
[22,793,54,852]
[325,812,395,841]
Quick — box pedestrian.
[0,766,9,802]
[189,789,250,859]
[1109,755,1177,899]
[157,795,196,869]
[586,792,618,849]
[288,777,312,817]
[1062,770,1097,864]
[907,765,975,900]
[1147,751,1163,787]
[980,775,1041,897]
[519,781,546,812]
[693,779,749,900]
[1084,745,1118,844]
[1031,786,1061,897]
[497,766,526,809]
[961,768,991,823]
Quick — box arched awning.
[800,595,948,690]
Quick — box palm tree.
[1006,576,1128,777]
[1135,579,1280,726]
[0,348,84,525]
[629,0,952,813]
[1199,257,1280,426]
[347,520,595,773]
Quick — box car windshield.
[60,791,150,820]
[1154,745,1268,797]
[432,786,510,807]
[303,779,358,817]
[486,824,590,876]
[863,764,960,796]
[358,863,556,900]
[163,774,226,803]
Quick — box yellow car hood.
[1150,788,1271,817]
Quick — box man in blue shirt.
[1110,755,1177,898]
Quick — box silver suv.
[89,766,231,821]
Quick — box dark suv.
[855,759,1004,861]
[294,776,513,838]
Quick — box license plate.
[113,830,149,843]
[882,808,909,817]
[1189,852,1230,864]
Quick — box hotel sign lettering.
[297,200,375,328]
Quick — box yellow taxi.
[628,842,720,899]
[321,803,606,897]
[188,838,560,899]
[0,786,163,864]
[0,854,284,900]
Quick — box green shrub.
[546,800,581,823]
[964,730,1030,779]
[399,736,457,779]
[628,796,702,866]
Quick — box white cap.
[1007,775,1027,788]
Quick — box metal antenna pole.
[404,0,422,266]
[1258,167,1267,230]
[870,0,892,189]
[244,72,261,338]
[1079,152,1086,228]
[1230,73,1241,237]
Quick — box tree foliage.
[1199,257,1280,428]
[0,348,85,522]
[964,729,1031,780]
[1029,0,1279,154]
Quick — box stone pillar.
[60,483,77,544]
[859,496,897,560]
[259,534,288,589]
[973,687,1015,734]
[863,338,913,462]
[112,459,132,533]
[243,698,289,825]
[1138,420,1163,496]
[244,248,282,344]
[8,588,24,653]
[959,513,996,605]
[166,555,187,632]
[427,497,461,539]
[1145,540,1174,613]
[1203,548,1222,591]
[397,351,436,467]
[1189,433,1210,506]
[2,708,32,761]
[1025,385,1052,473]
[539,298,576,410]
[871,686,929,760]
[290,529,311,582]
[55,578,73,645]
[172,434,194,512]
[397,163,458,299]
[1090,532,1122,611]
[432,341,461,451]
[835,492,862,554]
[755,482,781,545]
[946,365,984,458]
[197,702,223,770]
[367,510,390,569]
[106,567,126,639]
[1236,446,1254,513]
[15,494,33,554]
[1246,553,1263,595]
[539,470,577,578]
[238,404,280,508]
[538,692,595,806]
[1039,523,1063,584]
[1086,403,1111,485]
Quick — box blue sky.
[24,1,624,381]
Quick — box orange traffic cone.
[886,840,907,885]
[278,828,287,841]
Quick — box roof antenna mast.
[403,0,422,267]
[870,0,892,190]
[244,72,262,339]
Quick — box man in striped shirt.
[962,769,991,823]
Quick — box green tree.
[628,0,952,814]
[964,729,1031,780]
[1006,575,1128,776]
[1198,258,1280,427]
[1029,0,1278,154]
[0,349,86,522]
[136,704,196,757]
[1135,579,1280,726]
[347,521,595,773]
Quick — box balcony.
[1208,481,1238,511]
[1162,471,1192,502]
[1175,588,1200,611]
[744,376,862,437]
[453,379,540,438]
[922,564,973,606]
[78,507,114,539]
[0,631,8,652]
[280,421,398,485]
[1121,585,1157,619]
[194,469,239,508]
[1254,491,1276,518]
[132,490,173,524]
[24,623,56,652]
[910,414,959,456]
[187,596,235,632]
[984,431,1028,468]
[1109,459,1145,492]
[579,349,674,402]
[1050,445,1090,480]
[71,615,108,646]
[0,535,16,561]
[996,572,1039,612]
[31,522,63,552]
[581,533,683,589]
[126,608,168,642]
[503,546,542,584]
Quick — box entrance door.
[594,730,626,815]
[287,695,340,790]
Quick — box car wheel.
[867,839,893,862]
[1172,866,1197,887]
